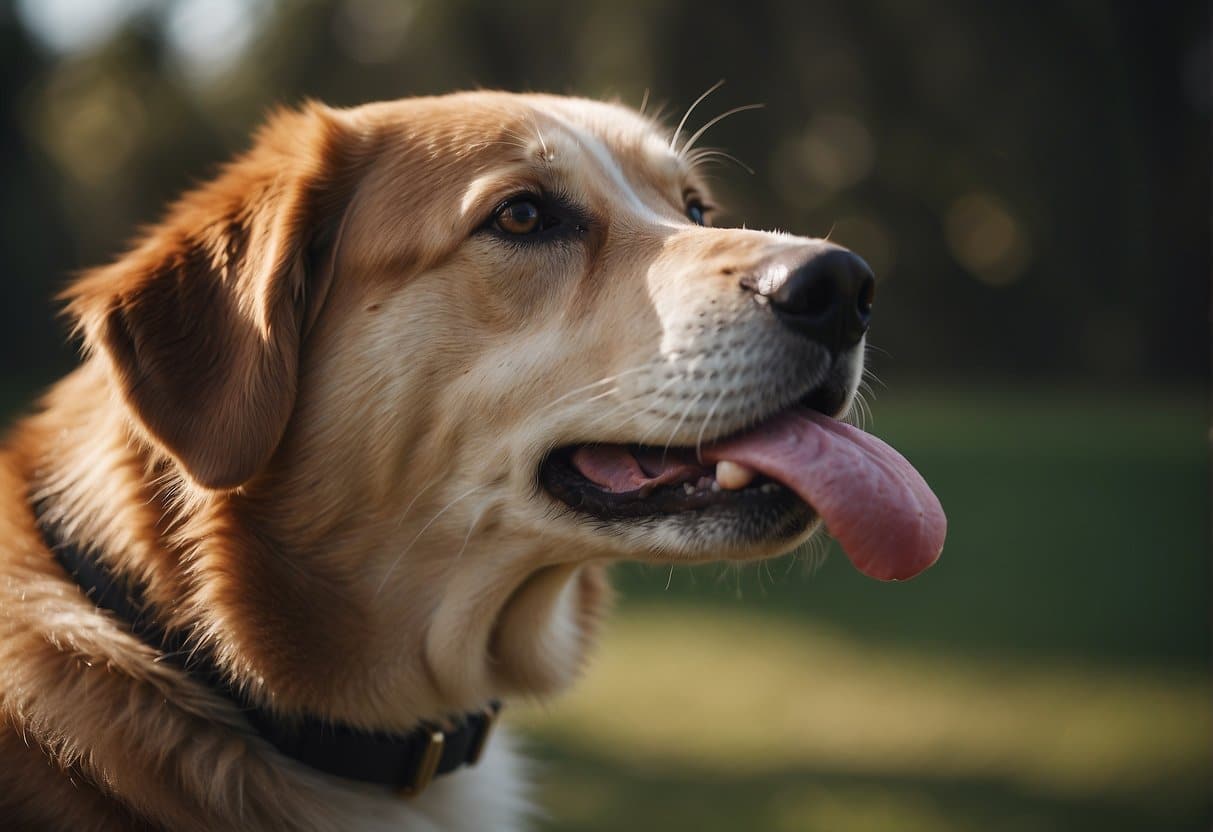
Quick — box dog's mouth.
[540,398,947,581]
[542,442,795,517]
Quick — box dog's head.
[63,93,943,722]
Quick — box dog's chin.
[607,499,821,563]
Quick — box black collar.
[35,499,498,797]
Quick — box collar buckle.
[399,729,445,797]
[398,702,500,798]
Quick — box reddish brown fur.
[0,92,833,830]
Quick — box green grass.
[518,387,1210,830]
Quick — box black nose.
[747,244,876,355]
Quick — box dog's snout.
[744,245,875,355]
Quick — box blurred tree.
[1,0,1207,398]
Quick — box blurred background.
[0,0,1208,829]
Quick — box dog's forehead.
[358,93,677,170]
[523,95,680,173]
[340,93,702,271]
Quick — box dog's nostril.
[857,275,875,320]
[793,274,837,320]
[755,245,875,356]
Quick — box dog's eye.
[494,199,549,235]
[686,200,708,226]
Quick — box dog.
[0,91,945,830]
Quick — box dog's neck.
[27,360,608,732]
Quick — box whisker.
[804,535,830,577]
[639,88,651,116]
[864,342,893,360]
[695,388,728,462]
[661,392,704,463]
[375,484,487,597]
[685,148,756,175]
[393,477,439,531]
[670,79,725,152]
[532,361,665,416]
[852,390,872,431]
[584,386,621,405]
[633,411,672,448]
[470,138,530,153]
[680,103,765,156]
[862,367,888,395]
[528,114,549,158]
[583,374,687,434]
[453,502,489,561]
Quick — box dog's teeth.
[683,482,696,495]
[710,480,722,492]
[716,460,757,490]
[760,482,780,494]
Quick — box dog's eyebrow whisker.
[679,103,766,157]
[695,388,729,463]
[670,79,725,152]
[471,138,530,153]
[685,148,756,176]
[375,484,489,597]
[526,114,550,159]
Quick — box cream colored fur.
[0,92,857,830]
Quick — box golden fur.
[0,92,856,830]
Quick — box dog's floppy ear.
[64,103,361,490]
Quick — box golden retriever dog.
[0,92,945,830]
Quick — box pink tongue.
[704,409,946,581]
[570,445,707,495]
